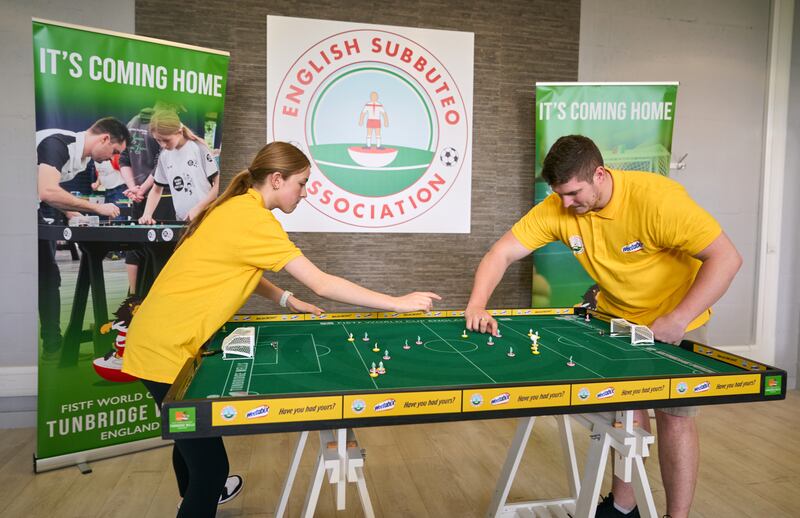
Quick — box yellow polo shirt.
[511,169,721,330]
[123,189,303,383]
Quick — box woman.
[123,141,440,517]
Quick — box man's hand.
[96,203,120,218]
[286,296,324,316]
[392,292,441,313]
[650,312,690,345]
[465,305,498,336]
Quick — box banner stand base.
[34,437,170,473]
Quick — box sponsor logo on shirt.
[374,399,395,412]
[569,235,585,255]
[491,392,510,405]
[246,405,270,419]
[621,240,644,253]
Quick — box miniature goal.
[610,318,654,345]
[222,327,256,359]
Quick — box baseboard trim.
[0,366,37,397]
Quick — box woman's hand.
[287,296,325,316]
[392,292,441,313]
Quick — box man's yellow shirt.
[123,189,303,384]
[511,169,721,330]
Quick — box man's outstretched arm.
[465,231,533,335]
[651,231,742,344]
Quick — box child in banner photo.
[91,155,132,222]
[138,109,219,224]
[123,142,440,517]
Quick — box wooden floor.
[2,391,799,517]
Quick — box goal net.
[222,327,255,360]
[610,319,654,345]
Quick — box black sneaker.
[595,493,640,517]
[219,475,243,504]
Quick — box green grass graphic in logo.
[310,143,434,196]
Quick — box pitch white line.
[342,323,379,389]
[221,354,236,394]
[422,322,496,383]
[499,323,605,378]
[546,325,716,373]
[314,159,430,171]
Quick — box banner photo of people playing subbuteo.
[33,18,229,471]
[532,83,678,309]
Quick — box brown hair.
[88,117,130,145]
[148,109,207,149]
[177,141,311,246]
[541,135,604,186]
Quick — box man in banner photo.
[36,117,130,356]
[465,136,741,518]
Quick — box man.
[465,135,742,518]
[37,117,130,356]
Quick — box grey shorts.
[657,325,708,418]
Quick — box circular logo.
[220,405,237,421]
[147,229,156,242]
[62,228,72,240]
[351,399,366,414]
[161,227,174,241]
[271,29,469,228]
[676,382,688,394]
[578,388,591,400]
[470,393,483,407]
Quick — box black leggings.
[143,379,229,518]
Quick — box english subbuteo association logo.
[272,30,469,228]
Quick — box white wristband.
[279,290,293,307]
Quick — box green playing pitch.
[185,312,743,400]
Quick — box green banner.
[532,83,678,307]
[33,19,229,463]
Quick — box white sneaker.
[176,475,244,511]
[219,474,243,504]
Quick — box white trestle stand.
[275,428,375,518]
[488,411,657,518]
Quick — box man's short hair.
[541,135,604,186]
[89,117,131,145]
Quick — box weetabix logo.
[374,399,396,412]
[271,29,469,228]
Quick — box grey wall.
[578,0,771,347]
[777,4,800,388]
[135,0,581,315]
[0,0,134,425]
